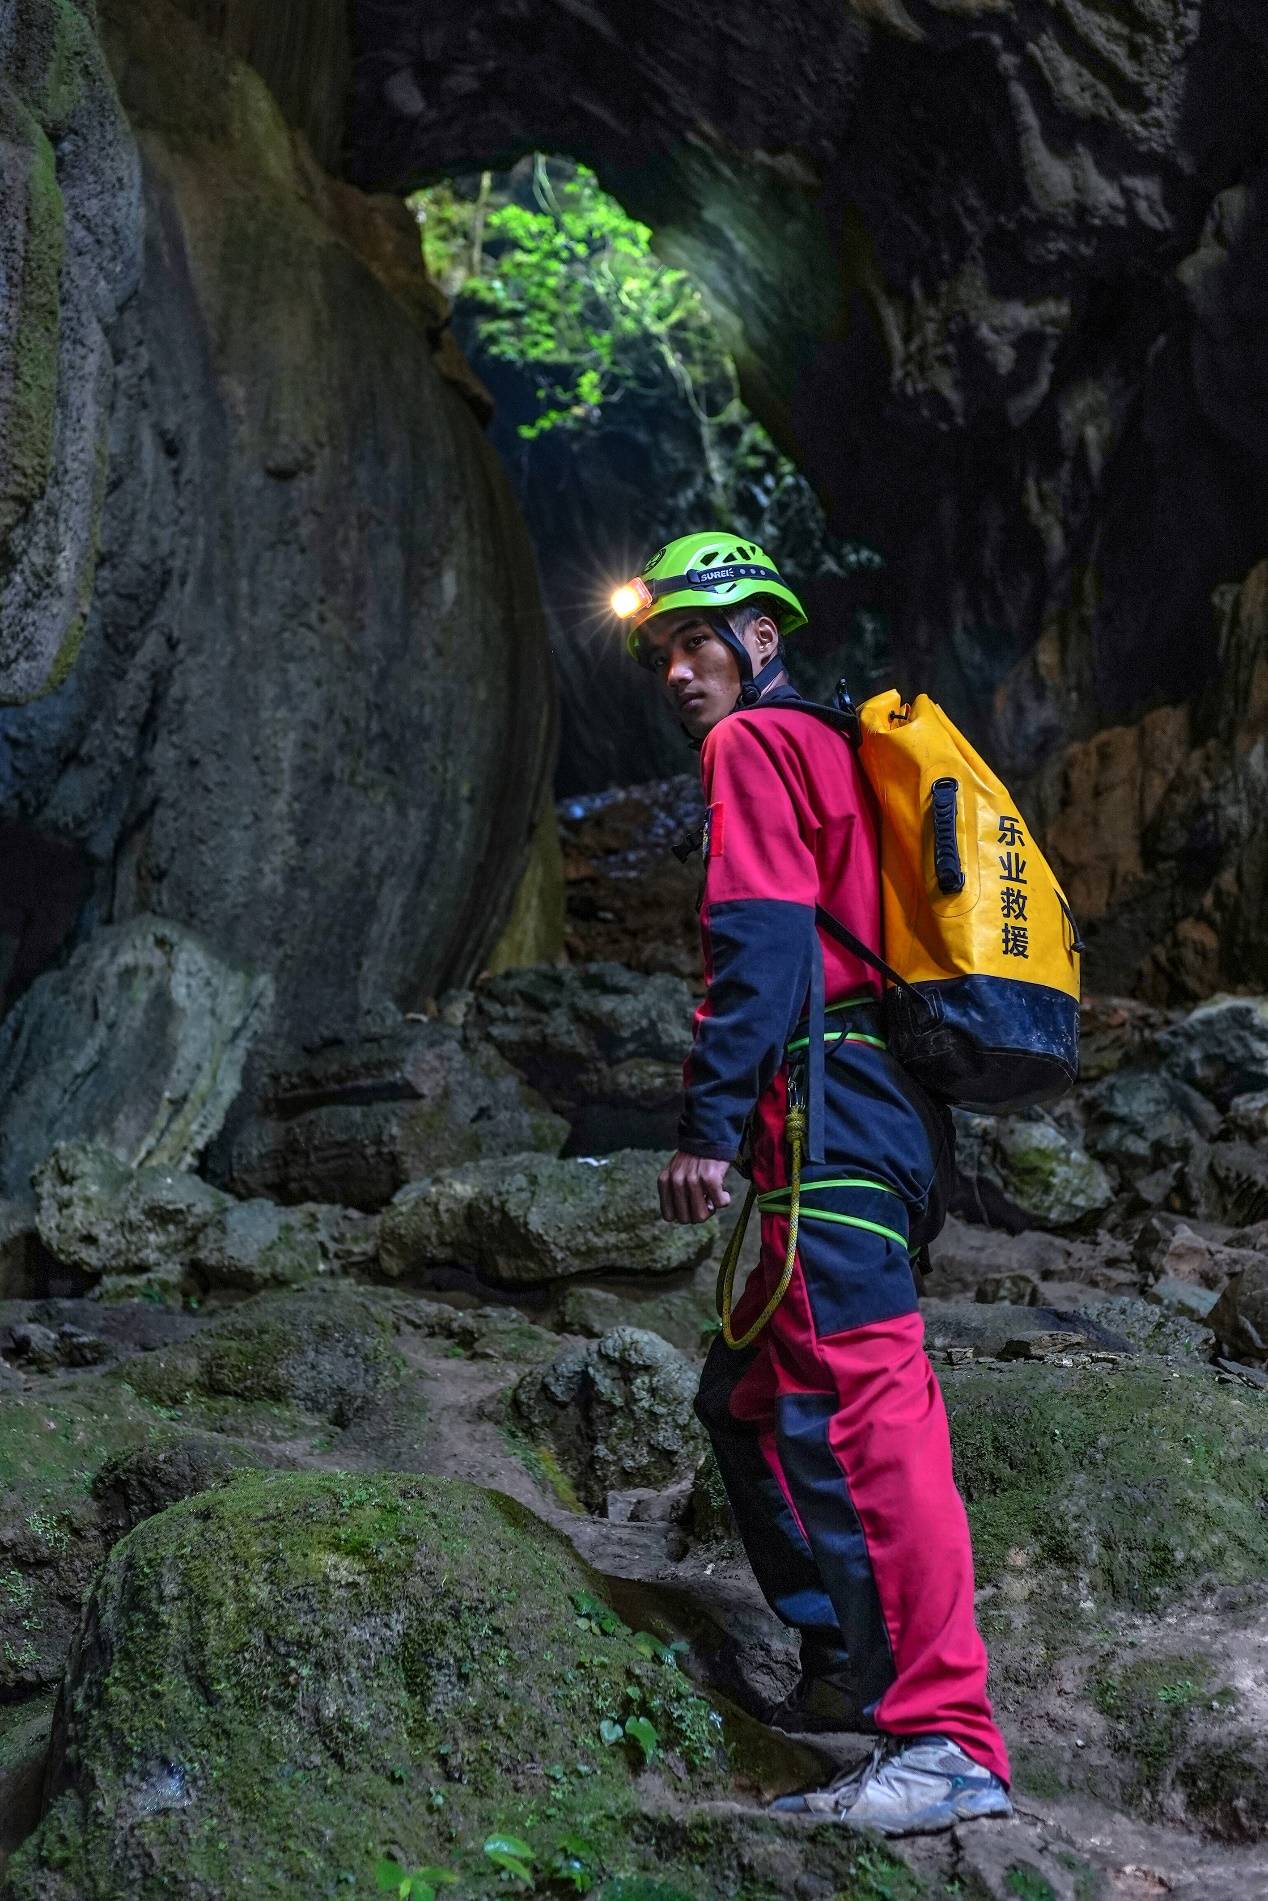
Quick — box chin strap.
[707,613,784,710]
[677,614,784,745]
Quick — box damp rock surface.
[379,1149,713,1286]
[2,1470,821,1900]
[34,1142,376,1299]
[0,919,272,1201]
[513,1326,705,1512]
[207,1013,567,1212]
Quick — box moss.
[502,1423,587,1513]
[1092,1653,1222,1795]
[118,1286,404,1428]
[1177,1732,1268,1840]
[2,115,63,545]
[943,1364,1268,1620]
[6,1471,834,1898]
[0,1385,162,1507]
[484,793,566,975]
[1003,1870,1056,1901]
[1086,1650,1268,1835]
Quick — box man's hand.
[659,1151,733,1225]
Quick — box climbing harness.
[716,1010,905,1351]
[716,1066,806,1353]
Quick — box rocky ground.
[2,789,1268,1899]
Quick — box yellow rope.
[716,1105,805,1351]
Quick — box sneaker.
[769,1741,886,1815]
[772,1735,1012,1835]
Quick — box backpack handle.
[930,777,966,894]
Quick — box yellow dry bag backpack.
[792,686,1082,1114]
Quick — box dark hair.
[729,594,786,654]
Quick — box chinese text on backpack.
[813,689,1081,1115]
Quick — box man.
[613,531,1012,1837]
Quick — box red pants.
[696,1044,1009,1783]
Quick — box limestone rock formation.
[349,0,1268,786]
[3,1472,771,1898]
[1209,1257,1268,1365]
[513,1325,705,1511]
[953,1109,1116,1233]
[468,962,694,1151]
[0,0,556,1055]
[379,1149,712,1286]
[34,1142,375,1299]
[206,1009,567,1211]
[0,0,142,704]
[1033,567,1268,997]
[117,1286,405,1428]
[0,917,271,1200]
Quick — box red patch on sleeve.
[706,801,726,860]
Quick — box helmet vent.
[699,548,718,564]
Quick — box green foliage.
[623,1715,658,1765]
[412,158,730,446]
[375,1858,458,1899]
[1003,1869,1055,1901]
[483,1834,536,1882]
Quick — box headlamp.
[610,578,655,620]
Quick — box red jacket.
[679,696,883,1160]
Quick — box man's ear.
[755,614,781,663]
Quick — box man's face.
[639,609,777,740]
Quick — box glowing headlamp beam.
[610,578,654,620]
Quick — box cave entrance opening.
[408,155,889,796]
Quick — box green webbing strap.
[758,1176,908,1252]
[786,1028,887,1054]
[765,1206,909,1250]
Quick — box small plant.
[1004,1865,1056,1901]
[624,1716,658,1765]
[598,1714,659,1765]
[549,1834,599,1893]
[483,1834,536,1883]
[572,1589,623,1636]
[848,1840,928,1900]
[374,1859,458,1900]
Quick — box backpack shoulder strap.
[744,692,924,1007]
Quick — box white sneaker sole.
[843,1787,1014,1836]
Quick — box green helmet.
[613,530,808,658]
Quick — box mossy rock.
[0,1382,262,1696]
[513,1327,705,1511]
[0,1470,893,1900]
[945,1362,1268,1622]
[116,1286,404,1432]
[1088,1646,1268,1840]
[380,1150,712,1287]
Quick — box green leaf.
[414,1871,458,1888]
[624,1716,659,1764]
[483,1834,535,1879]
[631,1631,674,1663]
[599,1718,624,1746]
[375,1861,407,1893]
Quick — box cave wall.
[0,0,557,1050]
[0,0,141,705]
[348,0,1268,780]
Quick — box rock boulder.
[379,1149,712,1286]
[953,1111,1116,1234]
[513,1326,705,1511]
[206,1011,567,1211]
[0,918,271,1200]
[469,962,694,1150]
[34,1142,375,1299]
[4,1471,776,1898]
